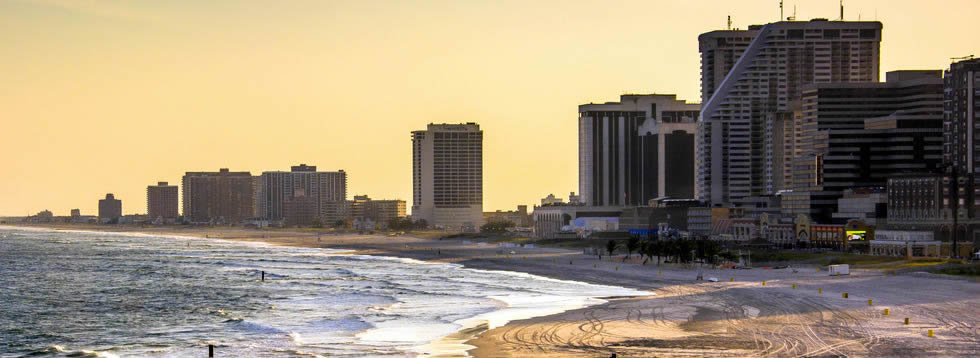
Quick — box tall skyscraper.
[943,58,980,174]
[698,19,882,206]
[147,181,178,220]
[782,70,945,221]
[578,94,700,206]
[98,193,122,220]
[698,25,762,104]
[412,123,483,231]
[181,168,256,224]
[256,164,347,225]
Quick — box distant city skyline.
[2,0,978,216]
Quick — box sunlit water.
[0,227,647,357]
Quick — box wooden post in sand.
[261,271,265,282]
[209,344,214,357]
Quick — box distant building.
[579,94,700,206]
[687,206,743,237]
[784,70,945,222]
[698,25,762,104]
[532,205,623,239]
[832,189,887,226]
[619,199,701,236]
[70,209,80,217]
[886,174,976,256]
[283,188,317,227]
[540,194,564,206]
[943,58,980,176]
[98,193,122,221]
[699,19,882,206]
[147,181,179,221]
[483,205,531,227]
[412,123,484,231]
[182,169,256,224]
[939,58,980,251]
[257,164,347,225]
[348,195,407,229]
[27,210,54,223]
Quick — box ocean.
[0,227,646,357]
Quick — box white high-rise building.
[412,123,484,231]
[697,19,882,206]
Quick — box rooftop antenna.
[839,0,844,21]
[780,0,784,21]
[727,15,732,30]
[788,5,797,21]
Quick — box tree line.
[605,237,740,266]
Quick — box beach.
[9,223,980,357]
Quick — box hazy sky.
[1,0,978,216]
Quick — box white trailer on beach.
[829,264,850,276]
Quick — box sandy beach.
[11,223,980,357]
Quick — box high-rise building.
[98,193,122,221]
[698,19,882,206]
[147,181,179,220]
[181,168,257,224]
[412,123,483,231]
[578,94,700,206]
[943,58,980,174]
[698,25,762,104]
[783,70,944,221]
[257,164,347,225]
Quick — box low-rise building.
[532,205,622,239]
[833,188,887,226]
[871,230,941,257]
[348,195,407,229]
[483,205,531,227]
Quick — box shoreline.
[0,224,651,357]
[6,223,980,357]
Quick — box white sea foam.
[1,226,650,357]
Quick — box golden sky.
[1,0,977,216]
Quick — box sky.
[1,0,978,216]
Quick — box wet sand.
[11,223,980,357]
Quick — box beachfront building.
[181,168,257,224]
[348,195,407,229]
[282,188,317,227]
[783,70,944,222]
[411,123,484,232]
[699,25,761,104]
[483,205,531,227]
[257,164,347,226]
[98,193,122,222]
[579,94,700,206]
[698,19,882,207]
[532,205,623,239]
[147,181,179,222]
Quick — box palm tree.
[606,239,617,259]
[624,236,639,262]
